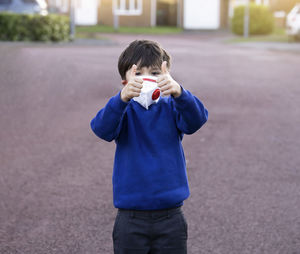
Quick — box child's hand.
[120,64,143,103]
[157,61,182,98]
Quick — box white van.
[286,4,300,40]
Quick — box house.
[99,0,230,30]
[46,0,270,29]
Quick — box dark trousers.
[112,205,188,254]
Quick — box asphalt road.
[1,33,300,254]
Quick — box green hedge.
[0,13,70,42]
[231,3,274,36]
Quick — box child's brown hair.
[118,40,171,80]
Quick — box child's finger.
[131,81,143,89]
[163,87,174,96]
[131,92,141,98]
[130,64,137,78]
[131,87,142,93]
[160,84,172,93]
[157,76,166,83]
[134,77,143,83]
[161,61,168,74]
[158,79,170,88]
[162,89,172,96]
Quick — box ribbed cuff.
[171,85,190,105]
[108,90,129,114]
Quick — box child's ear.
[121,80,128,85]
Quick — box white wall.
[184,0,220,29]
[255,0,269,4]
[75,0,98,25]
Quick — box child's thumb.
[161,61,168,74]
[130,64,137,78]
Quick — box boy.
[90,40,208,254]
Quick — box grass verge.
[75,25,183,39]
[225,27,293,43]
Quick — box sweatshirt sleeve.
[90,90,129,142]
[171,85,208,135]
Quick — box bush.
[0,13,70,42]
[231,3,274,36]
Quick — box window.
[0,0,12,4]
[21,0,37,3]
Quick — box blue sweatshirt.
[90,85,208,210]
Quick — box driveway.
[1,33,300,254]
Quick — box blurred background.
[1,0,300,254]
[0,0,300,41]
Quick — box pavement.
[230,41,300,53]
[0,33,300,254]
